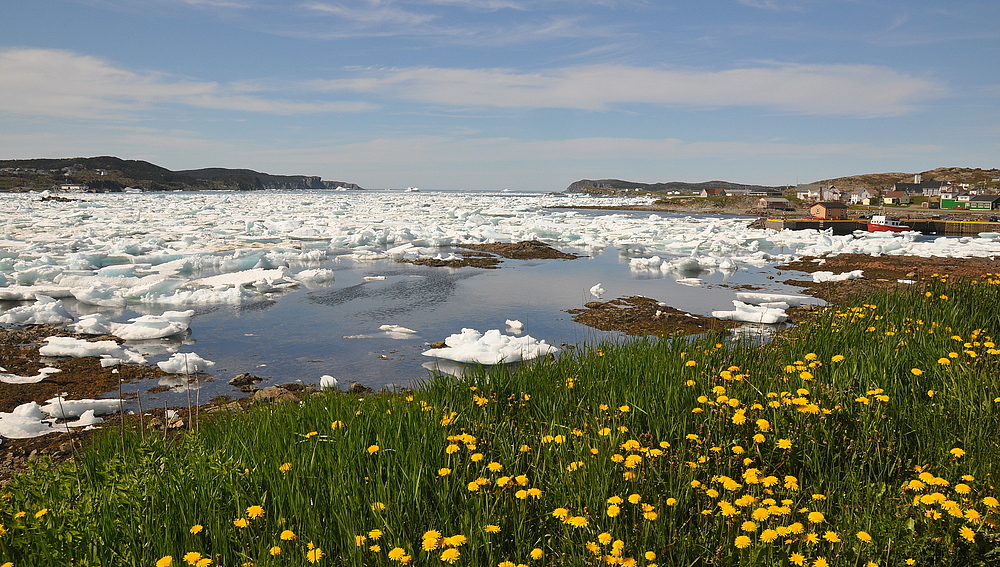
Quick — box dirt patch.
[398,241,578,269]
[567,296,738,337]
[776,254,1000,303]
[459,240,579,260]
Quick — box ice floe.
[422,328,558,365]
[712,301,789,325]
[39,336,146,364]
[812,270,864,283]
[157,352,215,374]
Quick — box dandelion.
[157,557,174,567]
[305,431,318,438]
[951,447,966,458]
[777,439,792,450]
[233,518,249,528]
[645,551,656,561]
[438,467,451,477]
[307,548,324,563]
[34,508,48,518]
[279,462,292,473]
[246,505,264,519]
[734,535,752,549]
[527,487,543,498]
[371,502,386,511]
[567,516,589,528]
[369,529,383,540]
[983,496,999,508]
[807,511,824,524]
[938,358,951,365]
[484,524,501,533]
[531,548,544,560]
[515,489,528,499]
[856,531,873,543]
[270,546,282,556]
[183,552,203,565]
[442,535,467,547]
[789,553,806,566]
[487,461,503,472]
[911,368,923,376]
[831,354,845,362]
[189,524,203,535]
[440,549,461,563]
[607,504,620,517]
[388,548,406,561]
[367,445,380,454]
[281,529,297,540]
[822,531,840,543]
[960,526,976,542]
[814,558,829,567]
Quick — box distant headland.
[0,156,362,193]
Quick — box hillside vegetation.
[817,168,1000,191]
[0,156,361,192]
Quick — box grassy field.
[3,273,1000,566]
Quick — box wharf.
[764,218,1000,236]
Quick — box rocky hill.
[815,167,1000,191]
[566,178,784,195]
[0,156,362,192]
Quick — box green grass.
[3,274,1000,566]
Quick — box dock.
[764,218,1000,236]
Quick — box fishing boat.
[867,214,911,233]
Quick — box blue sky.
[1,1,997,190]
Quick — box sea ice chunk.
[0,295,73,325]
[0,402,54,438]
[39,336,146,364]
[712,301,788,324]
[812,270,864,283]
[590,283,606,298]
[157,352,215,374]
[422,328,558,365]
[40,397,123,419]
[319,375,339,389]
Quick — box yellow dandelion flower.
[911,368,923,376]
[960,526,976,542]
[183,552,203,565]
[530,548,544,560]
[983,496,999,508]
[367,445,380,454]
[777,439,792,450]
[270,546,282,556]
[157,556,174,567]
[567,516,589,527]
[822,531,840,543]
[951,447,966,457]
[281,529,297,540]
[815,558,829,567]
[484,524,501,533]
[388,548,406,561]
[856,531,873,542]
[807,511,824,524]
[607,504,620,517]
[440,548,461,563]
[369,529,383,540]
[307,547,324,563]
[356,535,368,546]
[246,505,264,519]
[189,524,204,535]
[34,508,48,518]
[233,518,248,528]
[789,553,806,566]
[734,535,752,549]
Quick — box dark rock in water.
[427,341,447,349]
[348,382,372,394]
[252,386,298,403]
[229,373,262,387]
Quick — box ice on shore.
[589,283,605,298]
[0,366,61,384]
[0,295,73,325]
[157,352,215,374]
[40,397,123,419]
[812,270,864,283]
[735,292,810,307]
[712,301,789,324]
[39,336,147,364]
[422,328,558,365]
[109,310,194,340]
[319,375,339,389]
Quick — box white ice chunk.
[0,366,61,384]
[71,283,128,307]
[70,313,115,335]
[111,313,190,340]
[191,267,294,288]
[590,283,606,298]
[505,319,524,332]
[0,285,73,300]
[38,336,146,363]
[0,402,54,438]
[712,300,788,324]
[0,295,74,325]
[735,292,810,307]
[157,352,215,374]
[293,268,336,286]
[812,270,864,283]
[319,375,339,389]
[422,328,558,365]
[675,277,703,286]
[380,324,417,334]
[65,409,104,428]
[41,397,123,419]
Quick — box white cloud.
[0,48,372,120]
[309,62,948,117]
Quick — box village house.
[847,188,880,205]
[700,188,727,197]
[796,184,841,202]
[809,202,848,220]
[882,191,911,206]
[968,195,1000,210]
[758,197,793,211]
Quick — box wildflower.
[157,557,174,567]
[331,420,345,429]
[484,524,501,533]
[371,502,386,511]
[34,508,48,518]
[305,431,318,438]
[760,529,778,543]
[388,548,406,561]
[440,548,461,563]
[279,462,292,473]
[938,358,951,365]
[831,355,845,363]
[525,486,541,497]
[356,535,368,546]
[281,529,297,540]
[960,526,976,542]
[233,518,248,528]
[815,558,829,567]
[515,490,528,499]
[190,524,203,535]
[983,496,999,508]
[367,445,380,454]
[951,447,966,458]
[270,546,282,556]
[487,461,503,472]
[515,474,529,485]
[807,511,824,524]
[911,368,923,376]
[438,468,452,477]
[307,548,324,563]
[628,493,642,504]
[246,505,264,519]
[471,453,485,461]
[856,531,873,542]
[645,551,657,561]
[442,535,467,547]
[530,548,544,560]
[567,516,589,527]
[906,559,916,565]
[741,521,758,532]
[369,529,383,540]
[789,553,806,566]
[607,504,620,517]
[183,552,203,565]
[644,510,658,520]
[822,531,840,543]
[734,535,752,549]
[369,545,381,553]
[777,439,792,450]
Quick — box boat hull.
[867,222,911,233]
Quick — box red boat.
[867,214,911,233]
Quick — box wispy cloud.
[309,62,948,117]
[0,48,373,120]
